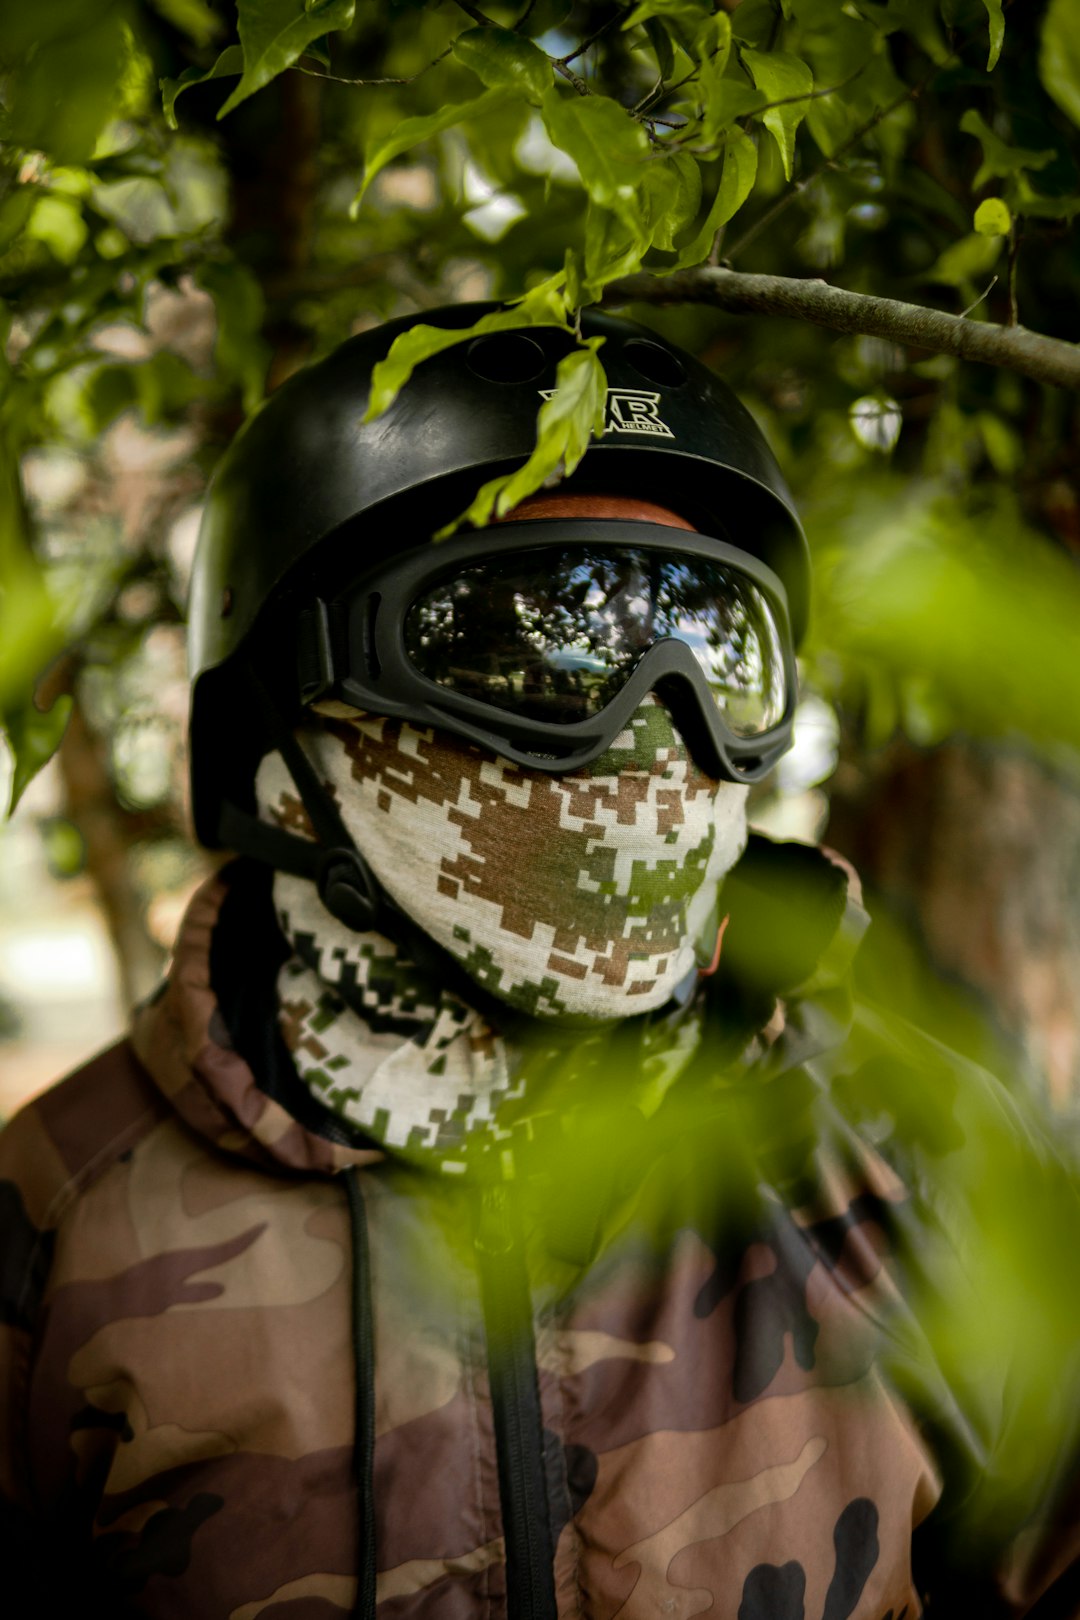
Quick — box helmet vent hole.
[623,340,687,389]
[466,333,547,385]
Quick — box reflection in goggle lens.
[403,547,788,737]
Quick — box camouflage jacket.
[2,842,1078,1618]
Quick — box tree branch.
[602,268,1080,391]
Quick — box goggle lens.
[403,547,788,737]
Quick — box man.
[1,306,1077,1617]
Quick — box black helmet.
[187,304,808,936]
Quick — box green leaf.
[364,275,571,423]
[974,197,1011,237]
[0,0,93,61]
[541,87,650,228]
[647,153,703,250]
[697,79,766,148]
[578,213,640,304]
[148,0,224,50]
[1040,0,1080,128]
[743,49,814,181]
[218,0,356,118]
[623,0,712,35]
[5,8,133,163]
[0,424,73,812]
[695,14,736,144]
[805,90,852,158]
[453,341,608,531]
[958,110,1053,190]
[300,34,333,69]
[352,88,509,214]
[452,26,550,102]
[671,128,757,268]
[981,0,1004,70]
[2,695,74,816]
[161,44,244,130]
[574,153,703,298]
[643,18,675,80]
[884,0,949,64]
[25,196,88,265]
[1011,179,1080,220]
[0,190,37,257]
[924,230,1002,289]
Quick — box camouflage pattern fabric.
[254,700,725,1167]
[1,854,1078,1616]
[256,696,747,1023]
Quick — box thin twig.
[514,0,539,29]
[602,266,1080,391]
[559,9,627,67]
[454,1,496,24]
[554,59,591,95]
[633,73,664,114]
[1008,223,1022,328]
[959,274,998,318]
[295,44,452,87]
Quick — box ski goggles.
[295,520,798,781]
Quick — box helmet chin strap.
[216,668,524,1021]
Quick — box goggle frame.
[294,520,798,783]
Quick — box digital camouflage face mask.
[258,696,748,1023]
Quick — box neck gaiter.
[254,697,748,1166]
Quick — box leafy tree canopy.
[3,0,1080,811]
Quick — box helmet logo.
[540,386,675,439]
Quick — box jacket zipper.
[475,1183,558,1620]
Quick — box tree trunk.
[827,737,1080,1110]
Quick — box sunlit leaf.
[923,229,1002,289]
[579,209,645,302]
[364,275,571,424]
[697,16,745,146]
[453,26,550,103]
[697,79,766,148]
[743,48,814,181]
[0,421,74,812]
[218,0,356,118]
[1011,180,1080,220]
[2,695,73,816]
[161,44,244,130]
[958,110,1053,190]
[646,153,703,250]
[974,197,1011,237]
[541,87,650,228]
[453,340,607,531]
[148,0,224,50]
[25,196,88,265]
[671,128,758,268]
[352,89,509,214]
[622,0,712,36]
[981,0,1004,70]
[1040,0,1080,128]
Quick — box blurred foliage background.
[3,0,1080,1117]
